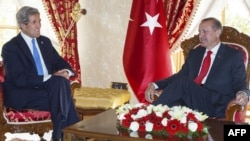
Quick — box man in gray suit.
[145,17,250,118]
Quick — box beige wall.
[77,0,138,104]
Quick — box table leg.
[63,133,72,141]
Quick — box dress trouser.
[152,77,216,117]
[26,75,80,138]
[46,75,80,138]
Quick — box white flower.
[145,133,153,139]
[131,108,148,120]
[145,121,154,132]
[161,117,168,126]
[188,121,198,132]
[129,131,139,137]
[116,103,209,136]
[134,103,145,108]
[130,121,139,132]
[152,104,169,113]
[116,103,131,114]
[117,113,126,121]
[193,110,208,121]
[168,107,184,120]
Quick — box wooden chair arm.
[70,81,81,96]
[225,99,247,122]
[0,84,5,124]
[153,90,163,102]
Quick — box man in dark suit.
[145,17,250,118]
[1,6,79,140]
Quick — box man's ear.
[19,23,26,30]
[216,29,222,38]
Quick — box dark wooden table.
[63,109,239,141]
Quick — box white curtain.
[177,0,250,43]
[13,0,60,49]
[179,0,227,43]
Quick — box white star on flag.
[123,0,172,103]
[141,12,162,35]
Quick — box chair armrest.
[0,84,5,123]
[70,81,81,105]
[153,90,163,101]
[70,81,81,97]
[226,99,247,122]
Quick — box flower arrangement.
[116,103,209,139]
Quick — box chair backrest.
[180,26,250,86]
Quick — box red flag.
[123,0,172,103]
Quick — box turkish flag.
[123,0,172,103]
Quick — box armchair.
[180,26,250,122]
[0,61,52,140]
[0,62,79,140]
[154,26,250,122]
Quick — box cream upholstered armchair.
[180,26,250,122]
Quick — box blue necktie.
[32,39,43,75]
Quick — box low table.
[63,109,239,141]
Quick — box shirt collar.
[20,32,33,46]
[207,42,221,55]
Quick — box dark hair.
[201,17,223,31]
[16,6,40,28]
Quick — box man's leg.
[153,77,216,117]
[45,75,79,139]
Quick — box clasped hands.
[53,69,70,80]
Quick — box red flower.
[162,110,171,119]
[137,118,146,131]
[121,114,133,128]
[196,121,204,132]
[166,119,181,135]
[152,116,165,131]
[116,104,208,138]
[187,112,198,122]
[179,123,189,134]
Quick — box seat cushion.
[73,87,131,109]
[3,107,51,124]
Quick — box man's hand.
[53,69,70,79]
[235,91,249,106]
[145,83,156,103]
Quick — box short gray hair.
[16,6,40,28]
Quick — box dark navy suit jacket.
[1,33,73,110]
[155,43,249,116]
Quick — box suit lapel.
[207,44,225,78]
[193,46,206,77]
[36,38,46,62]
[36,37,50,72]
[16,34,35,64]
